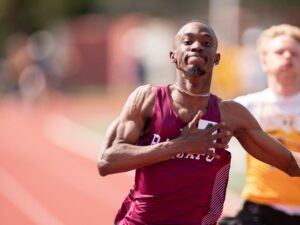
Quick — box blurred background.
[0,0,299,224]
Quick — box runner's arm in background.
[222,100,300,177]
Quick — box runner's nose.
[191,41,203,52]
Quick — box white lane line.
[43,114,102,161]
[43,114,135,178]
[0,167,65,225]
[42,114,134,209]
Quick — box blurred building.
[68,15,109,87]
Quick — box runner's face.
[261,35,300,85]
[170,22,220,77]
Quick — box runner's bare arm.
[98,85,182,176]
[98,86,230,176]
[221,101,300,177]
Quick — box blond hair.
[257,24,300,55]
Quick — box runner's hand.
[179,111,231,157]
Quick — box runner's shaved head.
[173,21,219,50]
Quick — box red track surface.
[0,94,133,225]
[0,94,240,225]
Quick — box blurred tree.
[0,0,101,53]
[242,0,300,8]
[241,0,300,28]
[0,0,104,32]
[0,0,299,53]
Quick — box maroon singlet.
[115,85,231,225]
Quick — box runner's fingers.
[207,122,226,133]
[206,149,220,159]
[212,142,229,149]
[188,110,203,128]
[212,130,231,140]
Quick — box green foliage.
[0,0,299,52]
[0,0,299,34]
[0,0,102,52]
[0,0,100,33]
[242,0,300,8]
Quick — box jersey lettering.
[151,133,161,145]
[151,133,216,162]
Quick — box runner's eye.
[203,41,211,47]
[183,40,193,45]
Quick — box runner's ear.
[170,51,177,64]
[214,53,220,65]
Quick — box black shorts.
[219,200,300,225]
